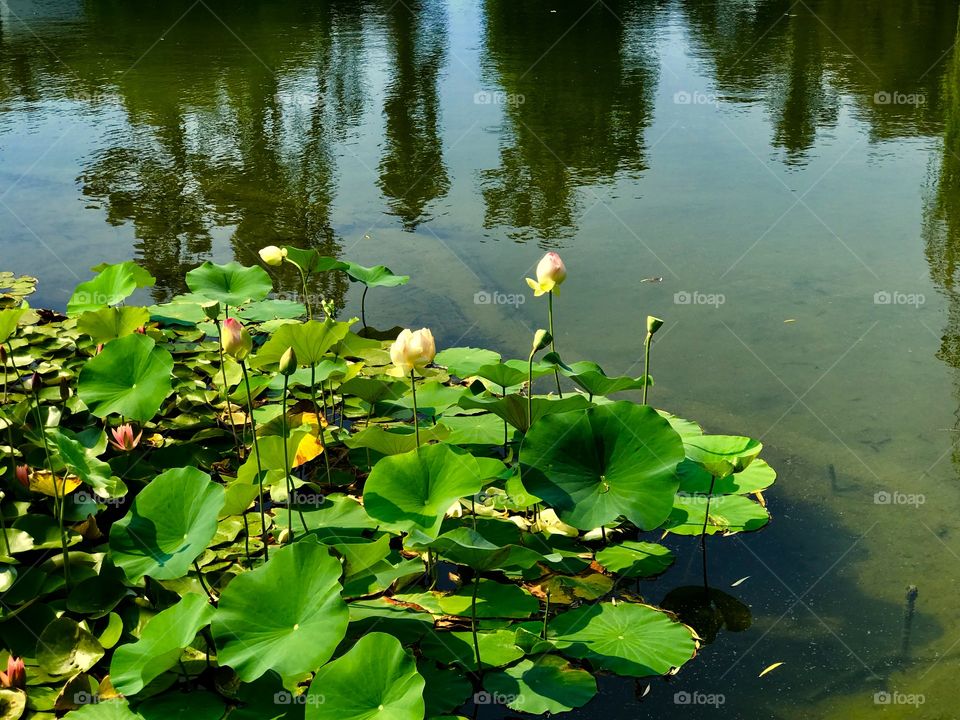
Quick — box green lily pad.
[235,300,306,322]
[212,538,349,682]
[0,307,28,344]
[595,541,675,578]
[48,429,126,499]
[483,655,597,714]
[424,527,555,571]
[545,353,650,397]
[363,445,487,538]
[662,494,770,535]
[438,580,539,619]
[677,458,776,495]
[185,261,272,307]
[67,262,155,316]
[77,307,150,343]
[37,617,105,675]
[305,633,423,720]
[520,401,684,531]
[78,334,173,421]
[0,689,25,720]
[434,347,502,377]
[109,467,225,581]
[683,435,762,478]
[549,602,697,677]
[110,594,215,695]
[252,319,352,369]
[283,247,348,274]
[458,393,592,433]
[343,262,410,288]
[420,629,524,670]
[63,700,144,719]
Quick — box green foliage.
[2,257,774,719]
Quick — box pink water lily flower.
[110,423,142,452]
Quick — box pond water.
[2,0,959,717]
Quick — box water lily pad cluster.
[0,256,774,719]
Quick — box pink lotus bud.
[109,423,142,452]
[526,251,567,296]
[390,328,436,376]
[14,465,29,488]
[0,656,25,689]
[95,343,104,355]
[135,326,146,334]
[222,318,252,361]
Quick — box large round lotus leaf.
[185,261,272,306]
[63,700,144,719]
[677,458,776,495]
[438,579,538,618]
[423,527,557,571]
[213,539,349,682]
[549,602,697,677]
[683,435,762,478]
[37,617,105,675]
[109,467,225,582]
[484,655,597,714]
[0,689,25,720]
[78,334,173,421]
[77,306,150,343]
[305,632,424,720]
[459,393,592,433]
[363,444,487,538]
[306,633,424,720]
[110,594,215,695]
[343,262,410,288]
[520,401,684,530]
[419,629,524,670]
[434,347,502,377]
[595,541,675,578]
[419,661,472,716]
[67,261,154,316]
[251,319,352,368]
[662,494,770,535]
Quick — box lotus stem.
[471,577,483,678]
[281,374,294,540]
[701,474,716,591]
[542,589,551,639]
[360,285,369,328]
[297,266,312,320]
[548,291,562,397]
[527,355,534,431]
[240,360,269,562]
[642,332,652,405]
[214,320,242,459]
[501,384,509,455]
[410,370,420,448]
[194,560,216,604]
[309,364,333,486]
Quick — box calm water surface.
[2,0,959,717]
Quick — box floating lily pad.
[185,261,272,307]
[109,467,224,581]
[662,494,770,535]
[420,629,524,670]
[110,594,215,695]
[595,541,675,578]
[549,602,697,677]
[677,458,776,495]
[212,538,348,682]
[63,699,143,719]
[37,617,105,675]
[520,401,684,530]
[438,580,538,619]
[434,347,502,377]
[683,435,762,478]
[484,655,597,714]
[459,393,592,433]
[305,633,423,720]
[78,334,173,421]
[77,307,150,343]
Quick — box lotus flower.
[0,656,24,689]
[109,423,142,452]
[259,245,287,266]
[526,251,567,297]
[390,328,436,377]
[14,464,29,488]
[222,317,253,361]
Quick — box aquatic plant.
[0,253,774,718]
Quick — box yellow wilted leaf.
[759,662,784,678]
[29,470,81,497]
[300,412,328,430]
[294,433,324,467]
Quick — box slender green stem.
[360,286,369,328]
[240,361,269,562]
[214,320,242,459]
[548,291,562,397]
[501,384,509,455]
[298,266,312,320]
[700,475,716,550]
[194,560,216,603]
[642,332,652,405]
[282,374,293,540]
[527,353,535,431]
[309,364,333,485]
[471,577,483,678]
[542,589,551,639]
[410,371,420,448]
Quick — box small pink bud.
[222,318,252,361]
[14,465,29,488]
